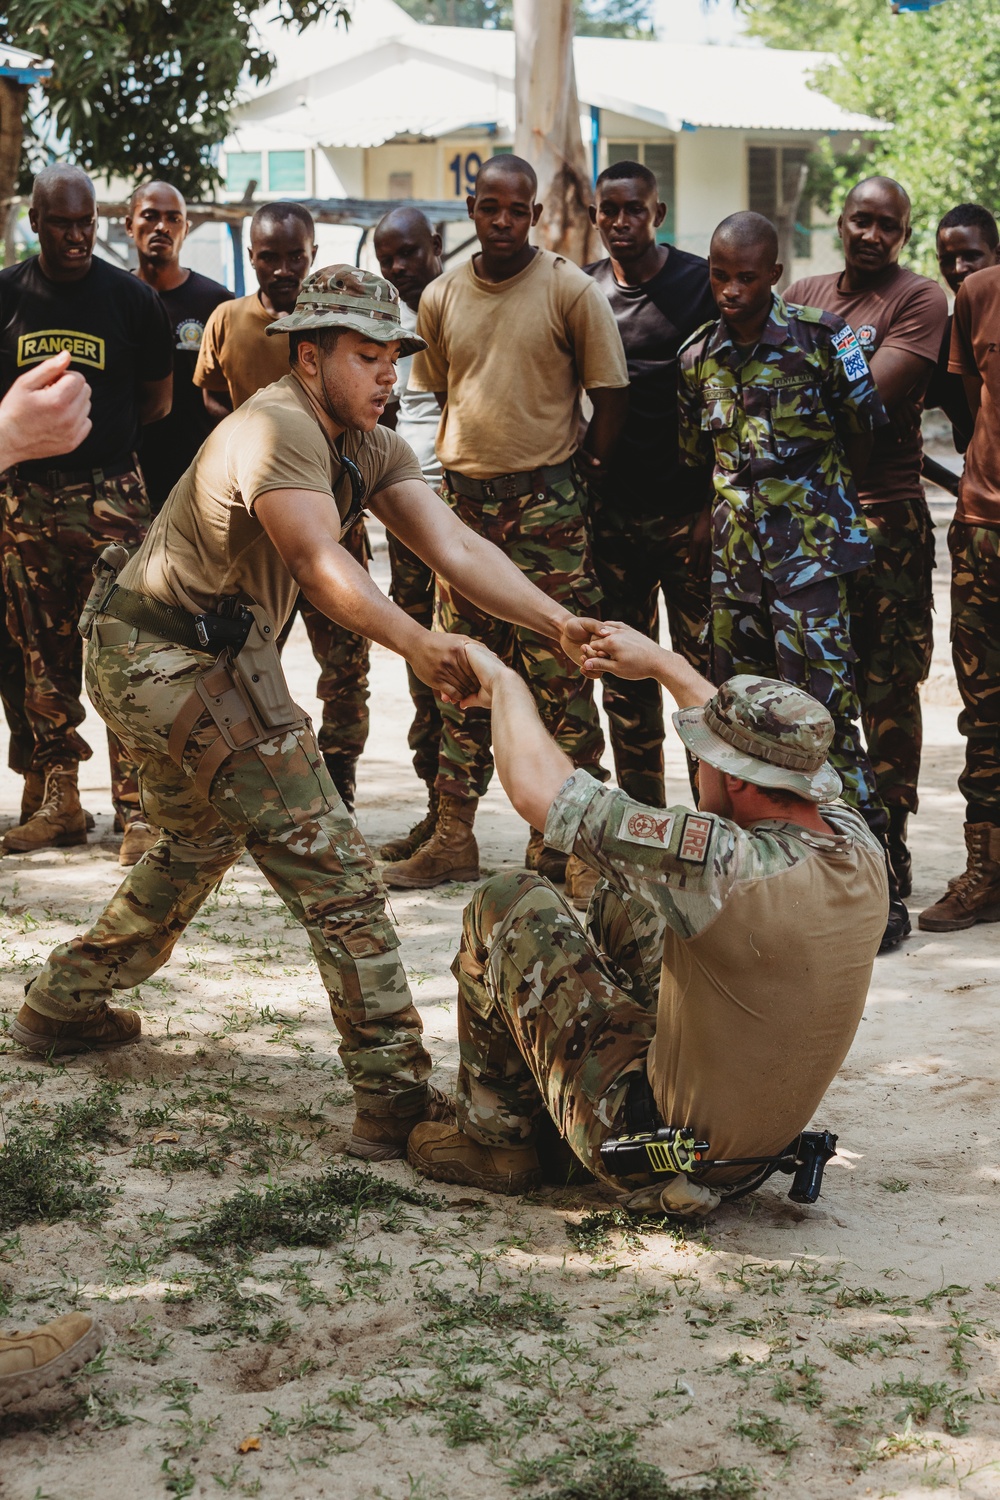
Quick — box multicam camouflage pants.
[848,498,935,813]
[455,869,663,1180]
[949,521,1000,824]
[26,629,432,1105]
[712,574,883,828]
[387,528,443,788]
[1,470,146,820]
[435,477,606,801]
[590,495,711,806]
[282,519,372,765]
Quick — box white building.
[217,0,880,282]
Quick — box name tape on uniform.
[678,814,713,864]
[831,327,868,384]
[17,331,106,370]
[617,808,675,849]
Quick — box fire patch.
[678,814,713,863]
[617,808,675,849]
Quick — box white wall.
[675,129,744,257]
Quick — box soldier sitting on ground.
[408,623,887,1212]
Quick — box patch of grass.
[771,1357,824,1412]
[176,1167,438,1261]
[527,1457,757,1499]
[0,1084,125,1230]
[421,1281,566,1335]
[826,1327,913,1365]
[566,1206,686,1255]
[877,1375,974,1436]
[733,1408,801,1456]
[878,1178,909,1193]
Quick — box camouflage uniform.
[386,528,442,788]
[949,521,1000,821]
[0,585,30,775]
[25,627,431,1105]
[589,496,710,806]
[0,470,147,821]
[677,295,887,827]
[296,517,372,770]
[847,500,934,812]
[434,473,606,801]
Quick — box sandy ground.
[1,468,998,1500]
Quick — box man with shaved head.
[126,180,232,511]
[678,210,901,948]
[391,154,629,905]
[787,177,947,917]
[0,162,173,863]
[373,205,446,860]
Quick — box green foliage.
[0,1,351,197]
[0,1083,123,1230]
[394,0,654,36]
[528,1457,757,1500]
[741,0,1000,273]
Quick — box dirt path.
[1,503,998,1500]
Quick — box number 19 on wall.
[448,151,482,197]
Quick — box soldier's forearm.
[653,651,714,710]
[489,669,574,831]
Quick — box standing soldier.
[786,177,947,904]
[388,154,629,906]
[373,206,446,861]
[126,181,233,512]
[584,160,716,806]
[919,257,1000,930]
[9,267,594,1165]
[193,202,371,811]
[0,165,173,864]
[677,213,901,950]
[926,205,1000,459]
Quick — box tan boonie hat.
[266,265,426,356]
[673,675,842,804]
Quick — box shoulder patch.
[786,302,826,325]
[678,814,713,864]
[617,808,675,849]
[830,324,870,382]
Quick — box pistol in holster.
[78,543,131,641]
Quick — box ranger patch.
[617,808,675,849]
[678,814,713,863]
[17,330,105,370]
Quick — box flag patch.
[678,814,713,863]
[617,808,675,848]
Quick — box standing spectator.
[0,165,172,864]
[387,154,628,905]
[786,176,947,910]
[584,160,716,806]
[193,201,370,811]
[677,212,898,946]
[126,181,233,511]
[926,205,1000,458]
[373,206,447,861]
[919,260,1000,930]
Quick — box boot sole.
[10,1017,141,1055]
[345,1135,406,1161]
[406,1139,541,1195]
[383,866,480,890]
[3,829,88,855]
[0,1319,103,1409]
[918,904,1000,933]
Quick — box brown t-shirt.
[410,248,628,479]
[119,375,423,630]
[192,292,290,408]
[785,266,947,506]
[949,265,1000,527]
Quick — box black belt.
[444,459,574,503]
[12,452,139,489]
[98,584,253,656]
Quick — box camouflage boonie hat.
[266,265,426,356]
[673,675,842,803]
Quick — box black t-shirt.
[585,246,718,513]
[139,269,234,510]
[0,254,173,471]
[924,313,974,455]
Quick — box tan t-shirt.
[120,375,424,631]
[192,293,290,408]
[785,265,947,506]
[949,265,1000,527]
[547,773,887,1176]
[410,248,628,479]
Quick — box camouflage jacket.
[677,295,887,602]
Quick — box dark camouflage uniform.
[387,528,443,788]
[589,496,710,806]
[677,296,886,825]
[25,626,432,1105]
[848,500,935,813]
[0,577,30,774]
[434,473,607,801]
[0,470,147,820]
[295,518,372,765]
[949,521,1000,822]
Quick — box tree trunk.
[0,77,27,255]
[513,0,598,265]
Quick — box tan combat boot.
[11,999,142,1055]
[380,786,439,862]
[566,853,600,912]
[3,765,87,854]
[119,818,159,867]
[918,823,1000,932]
[0,1313,103,1408]
[408,1122,541,1195]
[525,826,568,883]
[19,770,44,824]
[383,794,479,889]
[348,1084,456,1161]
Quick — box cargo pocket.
[700,397,739,472]
[770,384,834,460]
